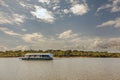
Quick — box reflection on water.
[0,58,120,80]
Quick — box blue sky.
[0,0,120,51]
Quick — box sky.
[0,0,120,52]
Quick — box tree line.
[0,49,120,57]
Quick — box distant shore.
[0,56,120,58]
[0,50,120,58]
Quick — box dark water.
[0,58,120,80]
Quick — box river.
[0,58,120,80]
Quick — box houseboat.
[20,53,53,60]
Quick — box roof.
[25,53,52,56]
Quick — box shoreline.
[0,56,120,58]
[0,50,120,58]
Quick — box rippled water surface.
[0,58,120,80]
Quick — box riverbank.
[0,50,120,58]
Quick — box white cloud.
[53,6,60,11]
[38,0,60,12]
[38,0,50,4]
[22,33,46,43]
[13,14,26,25]
[0,12,25,25]
[70,37,81,43]
[19,1,26,7]
[65,0,89,15]
[91,37,120,51]
[38,0,89,17]
[0,27,46,44]
[70,4,89,15]
[97,0,120,13]
[58,30,78,39]
[14,45,29,50]
[39,0,60,6]
[0,46,7,51]
[89,38,103,50]
[63,9,70,14]
[0,27,21,36]
[97,18,120,28]
[69,0,80,5]
[19,1,34,9]
[0,0,8,7]
[31,5,55,23]
[111,0,120,12]
[97,4,111,12]
[21,28,27,32]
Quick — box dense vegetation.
[0,49,120,58]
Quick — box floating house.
[20,53,53,60]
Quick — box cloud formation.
[38,0,50,4]
[1,27,120,51]
[31,5,55,23]
[17,0,89,23]
[0,12,25,25]
[97,18,120,28]
[0,0,90,25]
[92,38,120,51]
[22,33,46,43]
[14,45,30,50]
[70,4,89,15]
[97,0,120,13]
[0,27,21,36]
[0,0,120,52]
[0,0,8,7]
[59,30,78,39]
[0,46,7,51]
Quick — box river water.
[0,58,120,80]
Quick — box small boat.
[20,53,53,60]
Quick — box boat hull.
[19,57,53,60]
